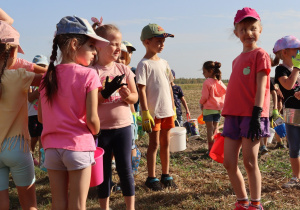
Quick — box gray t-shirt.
[136,58,174,119]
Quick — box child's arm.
[86,88,100,135]
[38,98,42,123]
[10,58,47,74]
[199,82,209,106]
[278,68,300,90]
[180,96,190,116]
[271,89,279,119]
[28,87,39,103]
[0,8,13,25]
[248,71,267,141]
[138,84,154,132]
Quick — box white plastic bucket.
[267,127,275,144]
[170,127,187,152]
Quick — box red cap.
[234,7,260,25]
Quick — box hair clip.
[91,17,103,27]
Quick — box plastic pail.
[188,119,200,136]
[267,127,276,143]
[274,123,286,138]
[197,114,205,125]
[209,133,224,163]
[170,127,187,152]
[90,147,105,187]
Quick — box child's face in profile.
[203,68,213,79]
[116,51,127,65]
[147,37,165,53]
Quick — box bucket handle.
[186,113,191,122]
[271,115,284,128]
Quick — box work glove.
[247,106,263,141]
[272,109,279,120]
[292,50,300,69]
[173,107,177,120]
[101,74,127,99]
[141,110,155,133]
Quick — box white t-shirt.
[136,58,174,119]
[28,86,39,116]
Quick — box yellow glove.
[141,110,155,133]
[173,107,177,120]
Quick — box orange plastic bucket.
[209,133,224,163]
[197,114,205,125]
[90,147,105,187]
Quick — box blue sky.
[2,0,300,79]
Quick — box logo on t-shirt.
[243,66,251,75]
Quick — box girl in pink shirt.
[38,16,108,209]
[92,19,138,210]
[222,8,271,210]
[199,61,226,152]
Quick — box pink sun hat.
[273,35,300,53]
[0,20,24,54]
[234,7,261,25]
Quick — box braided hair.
[202,61,222,81]
[40,34,89,104]
[0,43,14,99]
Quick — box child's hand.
[141,110,155,133]
[272,109,279,120]
[119,86,131,101]
[294,91,300,100]
[247,106,263,141]
[292,50,300,69]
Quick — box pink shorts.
[44,148,95,171]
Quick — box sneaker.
[282,177,300,188]
[259,145,268,155]
[248,203,263,210]
[234,202,249,210]
[111,160,116,170]
[274,142,287,149]
[145,178,162,191]
[160,176,178,189]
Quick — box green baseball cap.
[122,40,136,51]
[140,23,174,41]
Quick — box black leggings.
[96,125,135,198]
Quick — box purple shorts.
[222,116,270,140]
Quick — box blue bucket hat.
[32,55,49,66]
[56,16,109,48]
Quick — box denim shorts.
[222,116,270,140]
[44,148,95,171]
[0,137,35,190]
[286,124,300,158]
[203,114,221,122]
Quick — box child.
[272,35,300,188]
[199,61,226,152]
[92,20,138,210]
[136,23,177,191]
[28,55,48,166]
[0,18,42,209]
[222,7,271,210]
[38,16,107,209]
[171,69,190,126]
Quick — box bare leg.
[242,137,261,200]
[47,169,68,209]
[99,197,110,210]
[147,131,160,177]
[223,137,247,199]
[159,129,171,175]
[290,157,300,178]
[16,184,37,210]
[205,121,214,151]
[124,196,135,210]
[0,189,9,210]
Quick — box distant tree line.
[174,78,229,84]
